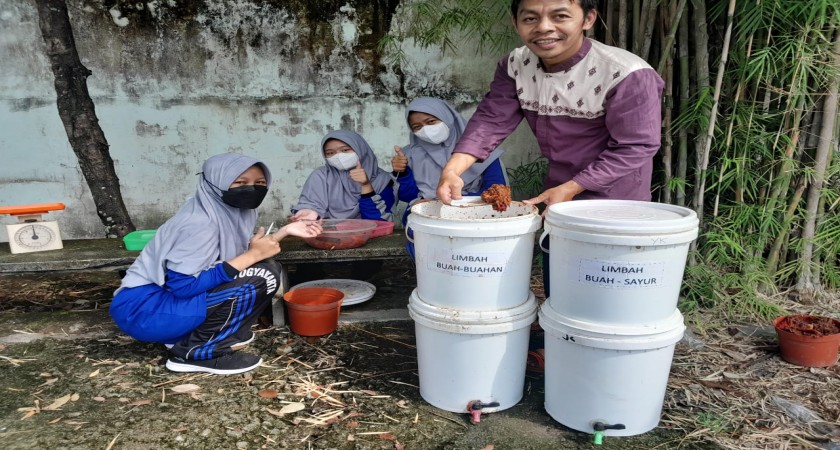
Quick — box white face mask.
[326,152,359,171]
[414,122,450,144]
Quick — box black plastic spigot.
[592,422,626,445]
[467,400,501,424]
[469,401,500,411]
[593,422,626,432]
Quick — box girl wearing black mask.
[110,153,322,375]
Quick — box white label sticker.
[578,259,666,289]
[427,248,507,277]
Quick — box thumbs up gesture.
[349,160,370,186]
[391,146,408,173]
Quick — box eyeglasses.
[324,146,355,158]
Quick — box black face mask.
[201,173,268,209]
[222,185,268,209]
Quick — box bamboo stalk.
[661,4,674,204]
[656,0,687,75]
[797,27,840,294]
[636,0,658,60]
[633,0,641,53]
[689,0,710,263]
[618,0,628,50]
[675,5,689,207]
[766,180,807,276]
[694,0,736,228]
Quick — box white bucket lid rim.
[409,291,538,334]
[408,214,543,237]
[411,201,540,222]
[545,200,698,235]
[540,300,685,335]
[409,290,537,323]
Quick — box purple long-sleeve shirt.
[455,39,665,200]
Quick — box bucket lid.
[408,290,537,334]
[545,200,698,236]
[408,200,542,237]
[411,199,539,222]
[538,301,685,350]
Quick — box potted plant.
[773,315,840,367]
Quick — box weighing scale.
[0,203,66,254]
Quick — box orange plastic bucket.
[283,287,345,336]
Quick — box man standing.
[436,0,664,206]
[435,0,665,299]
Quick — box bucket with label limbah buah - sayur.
[539,200,698,440]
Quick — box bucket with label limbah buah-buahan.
[539,200,698,441]
[406,198,541,421]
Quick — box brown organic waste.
[480,184,512,212]
[776,315,840,336]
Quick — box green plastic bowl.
[123,229,156,251]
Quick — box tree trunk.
[34,0,134,238]
[797,28,840,294]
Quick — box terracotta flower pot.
[773,315,840,368]
[283,288,345,337]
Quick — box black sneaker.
[231,330,256,351]
[165,352,262,375]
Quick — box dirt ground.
[0,267,839,450]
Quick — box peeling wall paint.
[0,0,539,240]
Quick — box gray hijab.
[293,130,392,219]
[119,153,271,289]
[403,97,505,198]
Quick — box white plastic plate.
[289,279,376,306]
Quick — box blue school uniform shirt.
[109,262,237,343]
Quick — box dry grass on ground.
[1,266,839,449]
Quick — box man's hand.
[523,180,585,214]
[436,170,465,205]
[435,153,478,204]
[391,146,408,173]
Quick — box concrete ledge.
[0,233,408,273]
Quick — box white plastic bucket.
[408,199,542,310]
[408,289,537,413]
[539,301,685,436]
[544,200,698,326]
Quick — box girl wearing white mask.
[392,97,507,221]
[291,130,394,222]
[392,98,506,211]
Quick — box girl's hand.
[349,161,370,185]
[272,221,323,241]
[350,161,374,194]
[241,227,282,262]
[290,209,319,222]
[391,146,408,172]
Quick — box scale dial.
[13,223,57,249]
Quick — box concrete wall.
[0,0,539,240]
